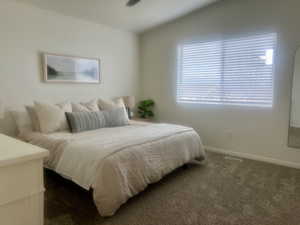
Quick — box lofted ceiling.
[16,0,219,33]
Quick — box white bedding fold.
[56,123,194,189]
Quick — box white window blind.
[177,33,276,107]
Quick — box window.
[177,33,276,107]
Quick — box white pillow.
[98,98,126,111]
[26,106,41,132]
[98,98,128,121]
[34,101,72,134]
[72,99,99,112]
[11,110,33,135]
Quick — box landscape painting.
[43,53,100,83]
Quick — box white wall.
[291,49,300,128]
[140,0,300,164]
[0,1,139,135]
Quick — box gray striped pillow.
[65,108,129,133]
[103,108,129,127]
[66,111,106,133]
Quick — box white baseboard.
[205,146,300,170]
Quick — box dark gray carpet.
[45,152,300,225]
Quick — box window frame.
[176,33,277,108]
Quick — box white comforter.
[24,122,205,216]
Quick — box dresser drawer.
[0,159,44,206]
[0,191,44,225]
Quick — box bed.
[22,120,206,216]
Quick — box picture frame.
[43,53,101,84]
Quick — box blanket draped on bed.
[25,123,205,216]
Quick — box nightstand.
[0,134,49,225]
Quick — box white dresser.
[0,134,49,225]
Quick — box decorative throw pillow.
[72,99,99,112]
[26,106,41,132]
[66,111,106,133]
[103,108,129,127]
[11,110,33,135]
[98,98,125,111]
[65,108,129,133]
[98,98,129,121]
[34,101,72,134]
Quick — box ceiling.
[17,0,219,33]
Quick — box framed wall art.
[43,53,101,84]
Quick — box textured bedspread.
[24,122,205,216]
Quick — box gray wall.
[0,1,139,135]
[140,0,300,164]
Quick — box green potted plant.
[138,99,155,119]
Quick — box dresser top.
[0,134,49,167]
